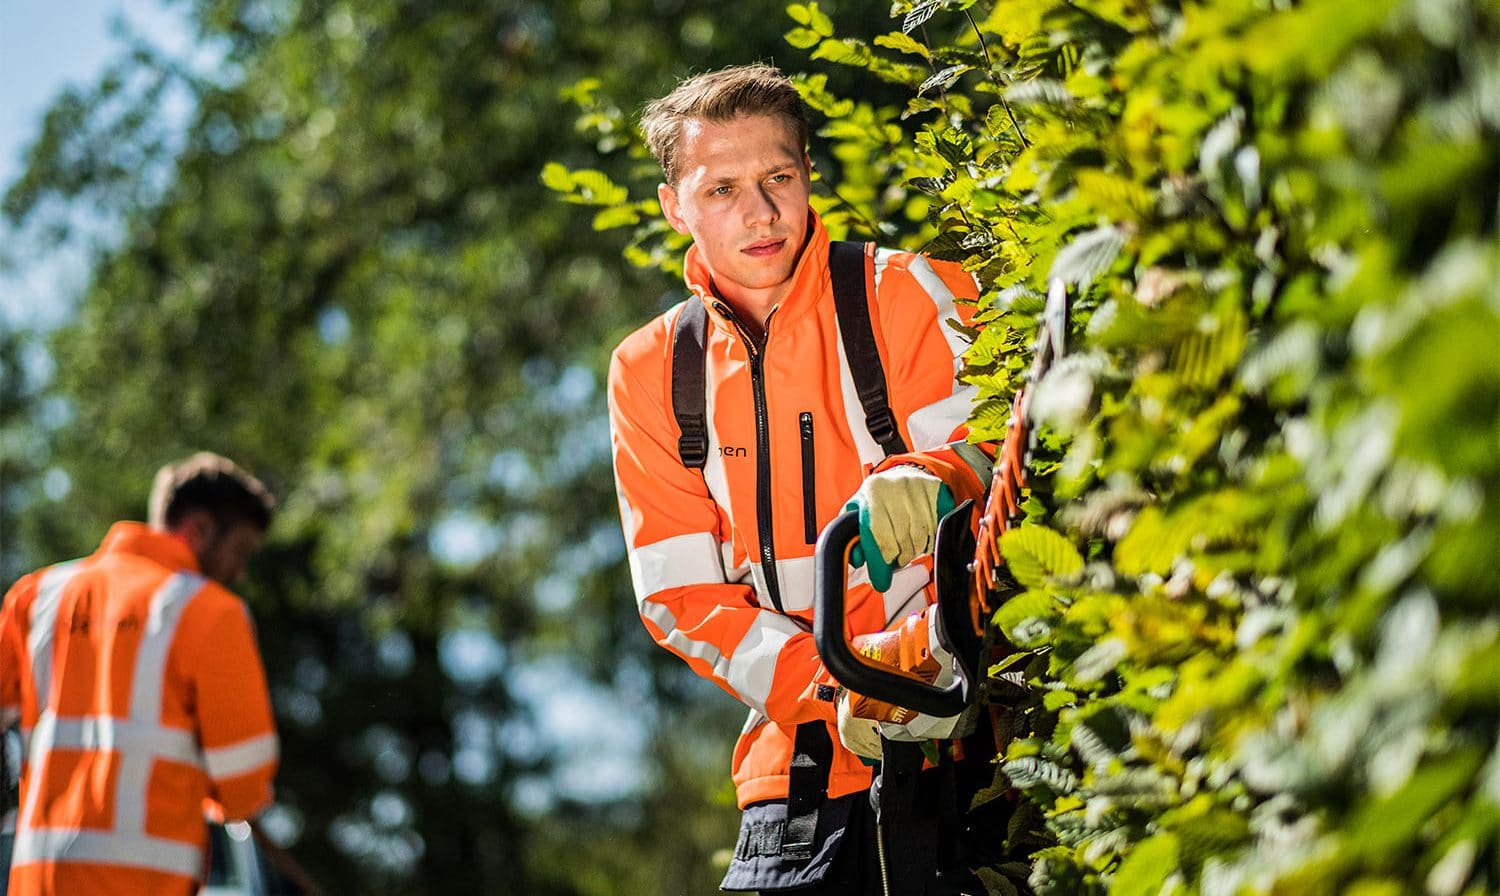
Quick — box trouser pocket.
[719,794,857,892]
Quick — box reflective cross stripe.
[15,570,213,881]
[19,713,202,767]
[116,572,204,833]
[204,731,278,782]
[11,828,204,879]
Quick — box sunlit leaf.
[999,526,1085,588]
[1110,833,1178,896]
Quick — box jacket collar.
[98,520,202,575]
[682,209,832,335]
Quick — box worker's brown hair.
[148,452,275,533]
[641,63,809,185]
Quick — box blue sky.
[1,0,191,326]
[0,0,190,188]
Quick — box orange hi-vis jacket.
[608,211,991,808]
[0,521,279,896]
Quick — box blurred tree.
[1,0,889,892]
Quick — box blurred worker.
[1,452,282,895]
[609,65,998,893]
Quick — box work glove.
[833,608,966,758]
[846,466,955,591]
[836,689,884,761]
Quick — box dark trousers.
[729,786,998,895]
[764,791,883,895]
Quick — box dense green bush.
[553,0,1498,892]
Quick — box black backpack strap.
[670,243,904,469]
[670,298,710,470]
[830,240,907,458]
[780,720,834,860]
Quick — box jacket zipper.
[800,412,817,544]
[714,301,784,613]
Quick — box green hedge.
[553,1,1499,892]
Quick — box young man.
[609,65,996,893]
[1,452,282,895]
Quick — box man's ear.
[173,510,217,555]
[658,182,690,235]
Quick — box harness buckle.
[677,433,708,470]
[865,407,899,449]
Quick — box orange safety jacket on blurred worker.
[608,211,991,809]
[0,521,279,895]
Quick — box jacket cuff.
[872,441,993,504]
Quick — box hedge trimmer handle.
[813,503,979,719]
[814,279,1072,720]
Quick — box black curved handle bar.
[813,503,979,719]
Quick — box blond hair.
[641,64,809,184]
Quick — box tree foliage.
[2,0,890,891]
[558,0,1499,892]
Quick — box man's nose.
[745,186,779,226]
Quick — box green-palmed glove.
[845,466,955,592]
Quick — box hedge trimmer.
[815,277,1070,719]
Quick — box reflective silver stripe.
[700,366,734,517]
[614,489,641,547]
[642,600,730,679]
[903,254,970,363]
[762,555,817,613]
[628,532,727,606]
[19,714,51,766]
[833,312,890,469]
[204,732,278,781]
[641,600,805,717]
[906,386,979,450]
[27,561,84,711]
[762,552,927,623]
[33,715,201,767]
[116,572,204,833]
[879,250,981,451]
[10,827,203,878]
[873,244,892,286]
[725,622,798,715]
[722,546,754,586]
[739,708,768,737]
[760,554,873,614]
[18,562,84,833]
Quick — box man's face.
[658,114,812,313]
[194,519,264,586]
